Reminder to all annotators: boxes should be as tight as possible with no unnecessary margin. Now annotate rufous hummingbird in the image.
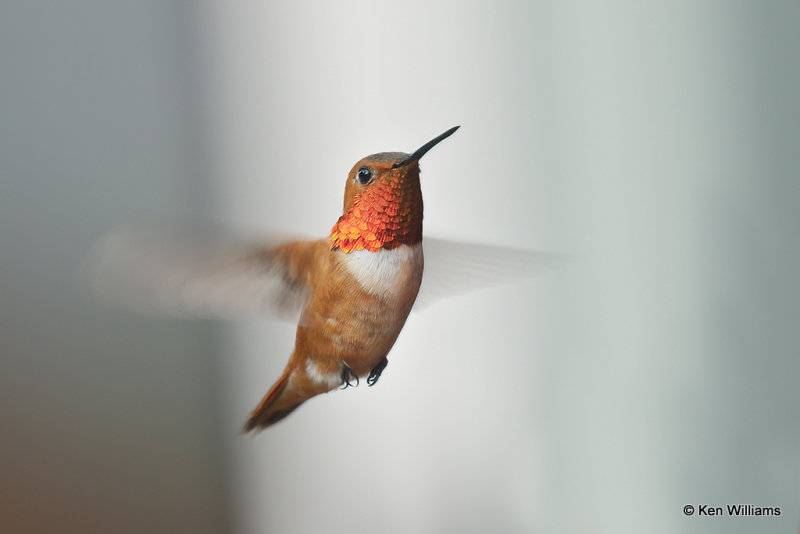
[242,126,457,430]
[89,126,556,432]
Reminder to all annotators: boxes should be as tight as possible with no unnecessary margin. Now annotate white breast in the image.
[341,243,423,299]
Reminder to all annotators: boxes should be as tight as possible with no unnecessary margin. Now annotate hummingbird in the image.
[240,126,457,430]
[88,126,557,432]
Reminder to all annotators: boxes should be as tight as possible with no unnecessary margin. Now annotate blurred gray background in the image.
[1,1,798,533]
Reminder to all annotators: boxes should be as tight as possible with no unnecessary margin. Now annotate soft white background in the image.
[197,4,551,532]
[196,2,800,533]
[2,2,798,533]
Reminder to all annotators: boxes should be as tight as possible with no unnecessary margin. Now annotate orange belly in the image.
[295,244,423,377]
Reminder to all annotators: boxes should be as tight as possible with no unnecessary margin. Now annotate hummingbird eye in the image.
[356,166,373,185]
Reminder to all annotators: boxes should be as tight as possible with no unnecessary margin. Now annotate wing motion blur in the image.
[415,237,564,310]
[85,225,563,320]
[85,225,317,321]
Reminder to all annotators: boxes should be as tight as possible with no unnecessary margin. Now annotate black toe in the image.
[367,358,388,387]
[340,361,359,389]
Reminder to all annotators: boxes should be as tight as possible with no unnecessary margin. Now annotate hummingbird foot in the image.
[340,361,359,389]
[366,358,388,387]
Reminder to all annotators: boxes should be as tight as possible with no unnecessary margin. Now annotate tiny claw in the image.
[367,358,388,387]
[340,361,359,389]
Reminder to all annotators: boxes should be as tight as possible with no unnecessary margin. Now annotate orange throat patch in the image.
[329,182,422,253]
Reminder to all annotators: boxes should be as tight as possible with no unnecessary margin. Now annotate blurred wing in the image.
[415,237,565,310]
[85,225,323,321]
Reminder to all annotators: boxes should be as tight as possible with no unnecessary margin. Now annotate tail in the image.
[243,368,307,432]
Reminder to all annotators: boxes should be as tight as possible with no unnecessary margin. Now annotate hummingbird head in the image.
[330,126,459,253]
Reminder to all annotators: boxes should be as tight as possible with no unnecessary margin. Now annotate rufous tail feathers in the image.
[244,358,338,432]
[243,368,306,432]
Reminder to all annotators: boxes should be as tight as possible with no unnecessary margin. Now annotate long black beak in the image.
[393,126,460,168]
